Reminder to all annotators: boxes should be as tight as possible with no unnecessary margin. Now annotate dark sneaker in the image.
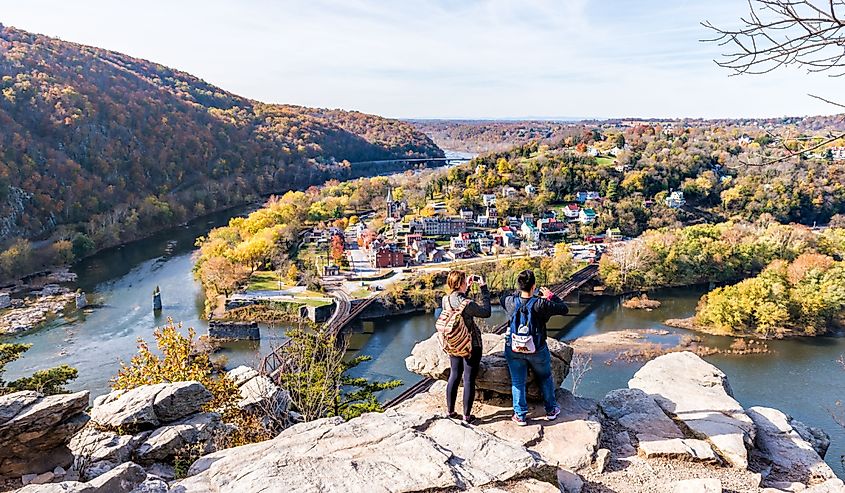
[511,414,527,426]
[462,414,477,425]
[446,411,459,419]
[545,406,561,421]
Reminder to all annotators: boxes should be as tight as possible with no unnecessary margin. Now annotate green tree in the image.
[71,233,96,258]
[1,343,77,395]
[277,328,401,421]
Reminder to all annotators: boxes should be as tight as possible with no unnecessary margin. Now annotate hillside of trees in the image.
[0,24,442,280]
[412,115,845,155]
[411,120,583,154]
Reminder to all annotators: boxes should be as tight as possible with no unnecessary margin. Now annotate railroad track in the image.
[260,290,380,378]
[383,264,599,409]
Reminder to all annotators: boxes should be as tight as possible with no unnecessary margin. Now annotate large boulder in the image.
[628,351,755,469]
[747,406,836,486]
[90,381,211,430]
[152,381,212,422]
[226,365,291,431]
[90,384,170,429]
[172,409,554,492]
[68,427,145,479]
[599,388,718,463]
[0,390,89,477]
[405,333,573,400]
[134,412,221,463]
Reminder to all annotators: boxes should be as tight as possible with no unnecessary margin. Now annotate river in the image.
[3,191,844,477]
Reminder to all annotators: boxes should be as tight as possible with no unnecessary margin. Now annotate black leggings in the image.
[446,345,483,416]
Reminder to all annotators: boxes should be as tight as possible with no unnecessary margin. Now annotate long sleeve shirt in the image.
[500,291,569,348]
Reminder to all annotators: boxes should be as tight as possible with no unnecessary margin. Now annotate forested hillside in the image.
[0,24,441,278]
[411,120,581,153]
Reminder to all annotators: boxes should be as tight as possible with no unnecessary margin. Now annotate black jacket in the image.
[443,286,491,349]
[500,291,569,348]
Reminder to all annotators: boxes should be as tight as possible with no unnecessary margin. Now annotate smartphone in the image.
[471,275,481,283]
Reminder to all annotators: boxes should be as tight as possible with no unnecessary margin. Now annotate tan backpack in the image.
[435,298,472,357]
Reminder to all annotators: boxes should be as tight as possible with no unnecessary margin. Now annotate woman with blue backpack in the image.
[500,269,569,426]
[436,270,491,423]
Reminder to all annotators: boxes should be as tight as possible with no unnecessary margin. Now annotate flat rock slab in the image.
[406,333,573,400]
[748,406,836,486]
[174,409,550,492]
[599,388,718,463]
[397,381,601,472]
[628,351,754,468]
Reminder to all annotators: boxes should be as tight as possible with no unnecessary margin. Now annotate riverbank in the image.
[665,316,845,340]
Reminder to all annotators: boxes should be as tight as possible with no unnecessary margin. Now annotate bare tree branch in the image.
[703,0,845,75]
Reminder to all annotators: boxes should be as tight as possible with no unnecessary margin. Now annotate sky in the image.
[2,0,843,119]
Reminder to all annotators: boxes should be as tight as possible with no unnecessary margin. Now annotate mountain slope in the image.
[0,24,442,254]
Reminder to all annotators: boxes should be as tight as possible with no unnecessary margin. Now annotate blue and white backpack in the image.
[509,297,539,354]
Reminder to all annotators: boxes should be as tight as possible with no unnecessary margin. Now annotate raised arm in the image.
[464,285,491,319]
[537,287,569,318]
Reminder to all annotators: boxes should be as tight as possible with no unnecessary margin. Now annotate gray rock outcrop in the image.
[17,462,149,493]
[747,406,836,486]
[90,382,211,430]
[628,351,755,469]
[0,390,89,477]
[395,381,602,473]
[405,333,573,400]
[172,409,554,492]
[70,381,220,481]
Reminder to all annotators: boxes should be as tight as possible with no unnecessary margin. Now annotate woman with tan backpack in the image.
[436,270,491,423]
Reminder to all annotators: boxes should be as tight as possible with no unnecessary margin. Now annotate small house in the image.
[563,204,580,220]
[520,220,539,243]
[606,228,623,241]
[579,208,597,224]
[665,190,686,209]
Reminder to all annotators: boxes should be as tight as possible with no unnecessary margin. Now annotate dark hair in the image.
[517,270,535,292]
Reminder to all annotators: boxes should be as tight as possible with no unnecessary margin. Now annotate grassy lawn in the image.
[596,156,616,166]
[247,271,288,291]
[349,287,371,299]
[299,298,333,308]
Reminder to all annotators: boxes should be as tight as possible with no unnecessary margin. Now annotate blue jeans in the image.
[504,342,557,419]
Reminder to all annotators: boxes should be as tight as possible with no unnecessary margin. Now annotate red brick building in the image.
[372,246,407,268]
